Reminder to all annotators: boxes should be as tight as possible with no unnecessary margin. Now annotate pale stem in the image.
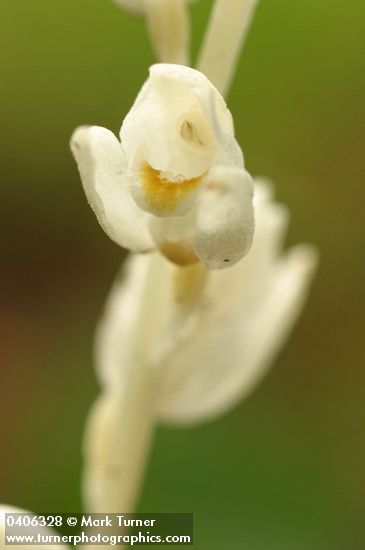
[197,0,259,96]
[145,0,190,65]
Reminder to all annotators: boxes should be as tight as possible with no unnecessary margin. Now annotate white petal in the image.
[70,125,153,251]
[0,505,68,550]
[95,252,174,387]
[194,165,255,269]
[149,208,199,266]
[157,244,318,425]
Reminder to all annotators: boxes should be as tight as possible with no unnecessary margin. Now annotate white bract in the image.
[0,505,68,550]
[71,64,255,270]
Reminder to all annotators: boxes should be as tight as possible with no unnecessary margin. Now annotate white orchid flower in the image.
[71,64,255,270]
[82,179,317,512]
[0,506,68,550]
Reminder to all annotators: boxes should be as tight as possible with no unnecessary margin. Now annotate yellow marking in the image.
[139,162,204,216]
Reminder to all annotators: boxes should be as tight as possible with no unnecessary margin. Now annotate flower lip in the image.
[137,162,206,217]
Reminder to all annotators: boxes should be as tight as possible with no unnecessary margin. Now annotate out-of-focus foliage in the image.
[0,1,364,548]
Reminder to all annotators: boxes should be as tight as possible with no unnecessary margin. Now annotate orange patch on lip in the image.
[139,162,204,216]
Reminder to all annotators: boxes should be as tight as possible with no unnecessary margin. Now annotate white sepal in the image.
[70,126,153,252]
[93,180,318,427]
[157,243,318,425]
[83,253,175,513]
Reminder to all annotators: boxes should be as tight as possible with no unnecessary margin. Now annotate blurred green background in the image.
[1,0,364,548]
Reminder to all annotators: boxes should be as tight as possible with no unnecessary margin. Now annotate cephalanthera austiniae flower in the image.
[71,64,254,270]
[112,1,196,65]
[0,506,68,550]
[82,181,317,511]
